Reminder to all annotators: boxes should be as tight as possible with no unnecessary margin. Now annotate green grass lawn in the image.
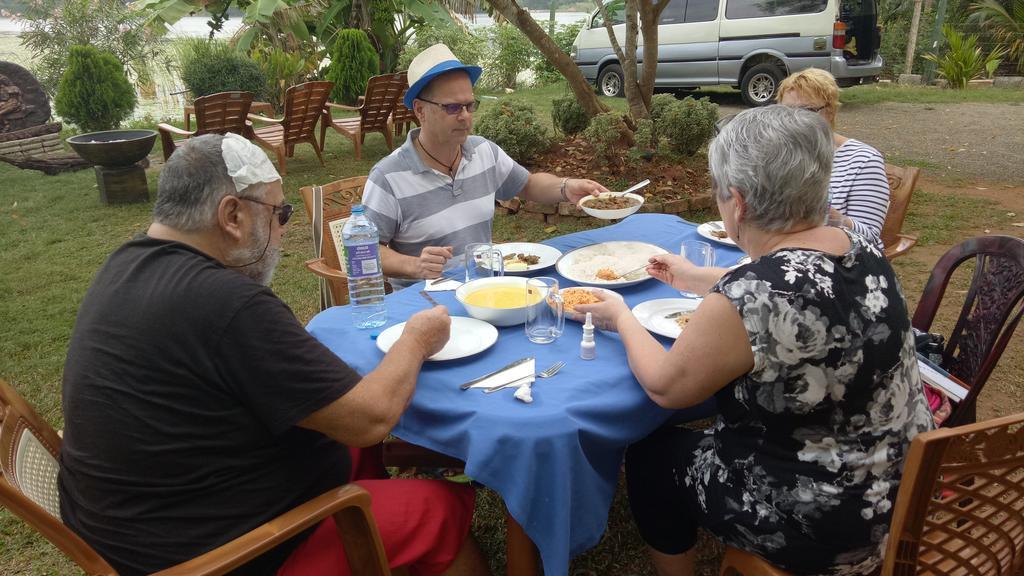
[0,82,1010,575]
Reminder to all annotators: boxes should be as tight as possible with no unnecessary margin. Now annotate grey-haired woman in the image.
[575,105,933,575]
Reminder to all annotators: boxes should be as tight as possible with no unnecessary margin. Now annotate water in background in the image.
[0,12,588,122]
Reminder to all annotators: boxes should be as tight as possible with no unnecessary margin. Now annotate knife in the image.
[459,357,533,390]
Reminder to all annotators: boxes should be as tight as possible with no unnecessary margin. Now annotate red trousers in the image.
[276,445,474,576]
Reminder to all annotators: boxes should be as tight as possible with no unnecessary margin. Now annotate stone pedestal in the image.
[96,164,149,204]
[898,74,923,85]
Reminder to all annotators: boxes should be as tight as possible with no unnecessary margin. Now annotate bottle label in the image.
[344,243,380,278]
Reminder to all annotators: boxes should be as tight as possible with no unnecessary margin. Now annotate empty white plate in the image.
[376,316,498,361]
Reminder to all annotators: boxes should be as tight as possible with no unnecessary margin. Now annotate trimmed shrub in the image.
[551,94,589,135]
[662,97,718,156]
[54,45,137,132]
[325,29,380,104]
[175,39,268,101]
[633,118,656,153]
[583,111,626,166]
[649,93,678,127]
[474,100,550,163]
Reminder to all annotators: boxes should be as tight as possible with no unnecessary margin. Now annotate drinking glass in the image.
[680,240,714,298]
[464,242,504,283]
[525,277,564,344]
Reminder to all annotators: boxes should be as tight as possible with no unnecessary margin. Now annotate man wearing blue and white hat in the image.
[362,43,608,287]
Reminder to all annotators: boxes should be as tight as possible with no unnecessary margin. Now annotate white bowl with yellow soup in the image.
[455,276,544,327]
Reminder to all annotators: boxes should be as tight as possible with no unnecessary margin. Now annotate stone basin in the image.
[66,130,158,167]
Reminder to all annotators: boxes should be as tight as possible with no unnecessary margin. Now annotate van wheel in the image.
[740,63,783,107]
[598,64,625,98]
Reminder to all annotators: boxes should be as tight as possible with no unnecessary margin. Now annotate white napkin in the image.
[424,277,463,292]
[467,358,535,389]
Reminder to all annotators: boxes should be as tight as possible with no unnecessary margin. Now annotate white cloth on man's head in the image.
[221,133,281,192]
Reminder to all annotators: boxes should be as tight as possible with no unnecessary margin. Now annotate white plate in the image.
[578,192,645,220]
[560,286,624,316]
[375,316,498,361]
[697,221,737,246]
[632,298,701,339]
[492,242,562,275]
[556,241,669,288]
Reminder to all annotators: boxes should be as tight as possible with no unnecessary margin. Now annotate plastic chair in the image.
[157,91,255,161]
[719,412,1024,576]
[0,378,391,576]
[882,411,1024,575]
[390,72,420,138]
[912,235,1024,427]
[881,164,921,260]
[249,81,333,176]
[320,73,405,160]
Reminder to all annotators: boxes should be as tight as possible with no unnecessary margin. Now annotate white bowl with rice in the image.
[555,241,669,288]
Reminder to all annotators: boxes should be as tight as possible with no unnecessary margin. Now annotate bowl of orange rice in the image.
[560,286,624,318]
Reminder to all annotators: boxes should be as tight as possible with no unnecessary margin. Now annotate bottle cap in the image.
[584,312,594,331]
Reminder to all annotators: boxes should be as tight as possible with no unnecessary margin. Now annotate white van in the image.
[571,0,882,106]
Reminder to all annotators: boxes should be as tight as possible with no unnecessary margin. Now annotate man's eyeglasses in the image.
[795,104,827,113]
[418,97,480,115]
[239,197,294,226]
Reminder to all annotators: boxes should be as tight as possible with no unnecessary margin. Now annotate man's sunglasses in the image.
[239,197,294,226]
[418,97,480,115]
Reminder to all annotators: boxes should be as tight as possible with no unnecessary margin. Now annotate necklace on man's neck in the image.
[417,138,460,179]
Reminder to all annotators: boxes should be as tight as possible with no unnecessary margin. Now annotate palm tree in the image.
[970,0,1024,72]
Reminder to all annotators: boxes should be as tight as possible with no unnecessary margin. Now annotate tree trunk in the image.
[904,0,924,74]
[486,0,610,118]
[549,0,557,35]
[595,0,669,119]
[637,0,669,112]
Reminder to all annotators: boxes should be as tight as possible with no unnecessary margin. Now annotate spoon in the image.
[613,179,651,197]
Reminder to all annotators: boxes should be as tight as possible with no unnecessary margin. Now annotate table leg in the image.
[505,507,540,576]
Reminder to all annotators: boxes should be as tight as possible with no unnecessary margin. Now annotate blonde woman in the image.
[778,68,890,247]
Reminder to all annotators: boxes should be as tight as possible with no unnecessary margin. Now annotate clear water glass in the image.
[464,242,504,283]
[680,240,714,298]
[525,277,564,344]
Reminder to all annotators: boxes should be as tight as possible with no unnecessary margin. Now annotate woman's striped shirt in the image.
[830,139,889,247]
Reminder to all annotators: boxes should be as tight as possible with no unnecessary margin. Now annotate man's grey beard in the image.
[227,220,281,286]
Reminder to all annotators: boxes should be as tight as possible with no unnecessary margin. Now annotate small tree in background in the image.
[54,45,137,132]
[173,39,269,102]
[325,29,379,104]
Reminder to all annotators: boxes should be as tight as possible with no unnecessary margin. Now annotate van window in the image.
[685,0,720,22]
[725,0,827,19]
[592,0,626,27]
[660,0,686,24]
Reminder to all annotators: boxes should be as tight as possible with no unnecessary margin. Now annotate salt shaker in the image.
[580,312,596,360]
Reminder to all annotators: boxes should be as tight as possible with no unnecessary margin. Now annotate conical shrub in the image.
[54,45,137,132]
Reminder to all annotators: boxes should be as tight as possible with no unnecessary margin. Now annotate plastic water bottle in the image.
[342,205,387,328]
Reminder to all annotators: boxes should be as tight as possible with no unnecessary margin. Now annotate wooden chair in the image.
[391,72,420,138]
[320,73,405,160]
[881,164,921,260]
[249,81,333,176]
[157,91,255,161]
[912,235,1024,427]
[0,378,392,576]
[719,412,1024,576]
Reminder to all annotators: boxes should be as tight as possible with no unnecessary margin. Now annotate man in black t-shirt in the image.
[59,134,489,575]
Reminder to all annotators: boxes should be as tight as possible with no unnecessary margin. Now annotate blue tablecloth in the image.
[307,213,744,575]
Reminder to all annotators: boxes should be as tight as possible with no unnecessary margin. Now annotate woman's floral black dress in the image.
[693,231,934,574]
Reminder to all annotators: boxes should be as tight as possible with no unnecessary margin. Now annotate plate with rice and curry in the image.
[560,286,624,319]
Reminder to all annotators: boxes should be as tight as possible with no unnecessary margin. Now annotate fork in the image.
[418,290,440,307]
[484,361,566,393]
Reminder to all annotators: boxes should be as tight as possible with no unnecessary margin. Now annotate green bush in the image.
[54,45,137,132]
[583,111,625,166]
[923,24,1006,88]
[251,44,320,112]
[479,23,535,90]
[662,97,718,156]
[17,0,164,95]
[474,100,550,163]
[325,29,380,104]
[648,93,678,141]
[532,22,585,86]
[551,94,589,135]
[174,39,269,101]
[633,117,656,153]
[398,27,486,71]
